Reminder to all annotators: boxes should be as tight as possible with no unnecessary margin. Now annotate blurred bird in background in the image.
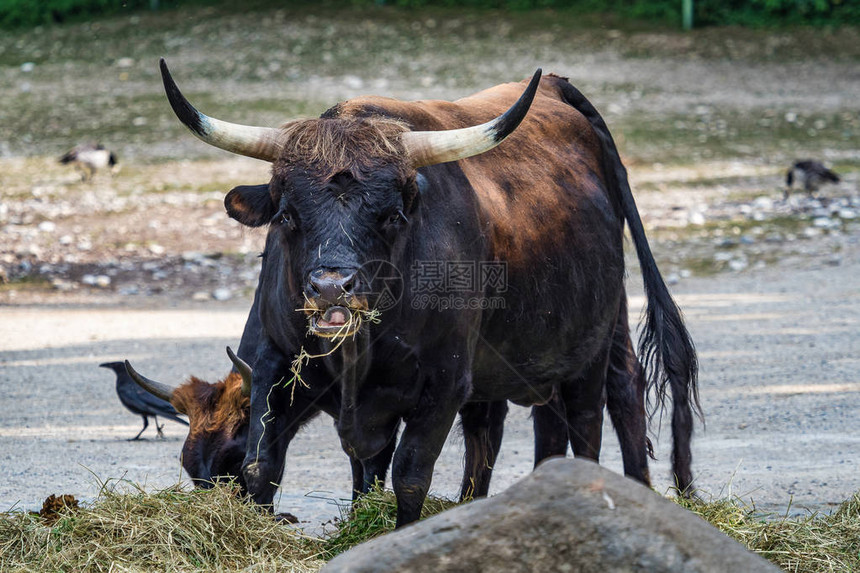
[58,142,118,181]
[99,362,188,440]
[785,159,840,199]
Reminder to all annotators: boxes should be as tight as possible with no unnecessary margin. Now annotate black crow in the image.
[99,362,188,440]
[785,159,840,198]
[59,142,118,181]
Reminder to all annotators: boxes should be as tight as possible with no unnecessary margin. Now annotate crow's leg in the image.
[130,416,148,440]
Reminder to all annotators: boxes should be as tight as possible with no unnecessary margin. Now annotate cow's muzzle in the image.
[303,269,369,338]
[307,268,359,303]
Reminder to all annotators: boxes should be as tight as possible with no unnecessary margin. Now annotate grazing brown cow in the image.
[126,346,397,499]
[123,354,251,491]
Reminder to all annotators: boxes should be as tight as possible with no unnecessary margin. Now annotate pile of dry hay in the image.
[1,481,858,572]
[0,480,323,572]
[679,493,860,572]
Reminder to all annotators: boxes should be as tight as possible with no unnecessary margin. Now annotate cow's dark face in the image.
[171,373,250,492]
[225,119,417,337]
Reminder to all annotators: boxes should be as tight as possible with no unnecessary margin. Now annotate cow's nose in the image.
[307,269,358,304]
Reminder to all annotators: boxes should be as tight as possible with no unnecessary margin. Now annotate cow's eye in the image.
[272,208,296,231]
[385,210,408,226]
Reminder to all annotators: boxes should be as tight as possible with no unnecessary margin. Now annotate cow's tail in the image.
[558,78,701,494]
[620,171,701,495]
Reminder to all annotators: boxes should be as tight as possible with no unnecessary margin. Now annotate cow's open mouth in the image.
[309,306,360,338]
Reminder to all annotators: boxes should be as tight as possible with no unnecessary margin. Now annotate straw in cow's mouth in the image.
[299,305,381,340]
[314,306,351,331]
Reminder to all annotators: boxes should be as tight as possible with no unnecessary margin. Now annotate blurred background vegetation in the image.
[1,0,859,29]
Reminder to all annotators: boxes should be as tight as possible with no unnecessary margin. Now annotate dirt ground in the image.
[2,248,859,528]
[1,5,859,529]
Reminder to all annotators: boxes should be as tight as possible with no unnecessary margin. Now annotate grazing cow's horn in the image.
[402,69,542,168]
[160,58,283,162]
[124,360,176,402]
[226,346,252,397]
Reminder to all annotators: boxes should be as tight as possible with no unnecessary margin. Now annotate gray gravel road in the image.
[2,245,858,529]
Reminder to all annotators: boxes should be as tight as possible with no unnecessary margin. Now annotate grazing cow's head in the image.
[160,59,540,337]
[124,349,251,491]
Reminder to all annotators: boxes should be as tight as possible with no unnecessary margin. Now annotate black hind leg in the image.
[532,391,568,466]
[560,357,608,462]
[459,400,508,501]
[605,300,651,486]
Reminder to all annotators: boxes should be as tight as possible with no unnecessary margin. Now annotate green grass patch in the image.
[647,213,815,246]
[321,486,459,559]
[0,275,53,291]
[4,0,860,31]
[705,214,812,236]
[0,86,328,160]
[1,3,859,164]
[617,109,860,165]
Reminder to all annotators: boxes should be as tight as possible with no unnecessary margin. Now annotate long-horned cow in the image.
[159,59,699,526]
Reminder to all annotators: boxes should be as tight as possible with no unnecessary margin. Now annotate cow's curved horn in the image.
[226,346,252,397]
[124,360,176,402]
[402,69,542,168]
[160,58,283,162]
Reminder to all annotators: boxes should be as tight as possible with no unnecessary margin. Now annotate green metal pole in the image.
[682,0,693,30]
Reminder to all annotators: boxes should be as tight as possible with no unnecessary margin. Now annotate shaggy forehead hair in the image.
[273,117,411,181]
[172,373,250,436]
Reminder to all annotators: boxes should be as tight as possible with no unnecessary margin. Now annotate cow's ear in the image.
[225,184,275,227]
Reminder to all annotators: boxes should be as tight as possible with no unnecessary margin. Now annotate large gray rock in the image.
[324,458,779,572]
